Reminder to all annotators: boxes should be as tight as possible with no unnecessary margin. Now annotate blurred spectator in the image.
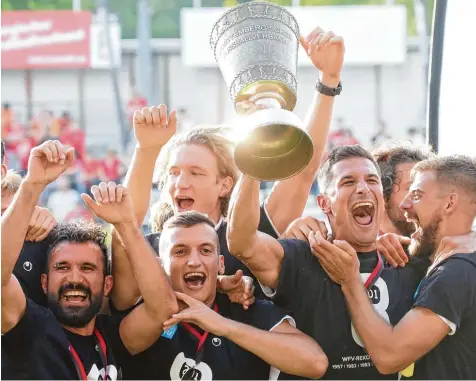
[80,152,101,193]
[371,120,392,146]
[59,113,85,160]
[46,176,80,222]
[30,110,59,143]
[99,149,124,183]
[64,200,94,221]
[127,88,147,126]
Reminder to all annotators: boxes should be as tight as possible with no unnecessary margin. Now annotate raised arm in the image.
[110,105,176,310]
[227,175,284,289]
[164,292,328,379]
[82,183,179,355]
[265,27,344,234]
[2,141,74,334]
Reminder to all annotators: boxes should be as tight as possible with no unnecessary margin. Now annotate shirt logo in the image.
[23,261,33,272]
[161,324,178,339]
[212,337,221,347]
[170,352,213,381]
[87,364,118,380]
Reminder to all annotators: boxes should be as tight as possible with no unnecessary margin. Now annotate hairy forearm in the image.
[1,181,43,286]
[342,278,400,373]
[227,175,261,257]
[115,222,178,319]
[110,230,141,310]
[123,146,161,225]
[224,320,328,379]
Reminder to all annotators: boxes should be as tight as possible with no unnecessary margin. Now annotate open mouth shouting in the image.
[405,213,422,240]
[175,196,195,211]
[183,272,207,290]
[61,289,89,306]
[351,201,376,227]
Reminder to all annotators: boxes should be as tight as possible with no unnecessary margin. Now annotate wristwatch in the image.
[316,80,342,96]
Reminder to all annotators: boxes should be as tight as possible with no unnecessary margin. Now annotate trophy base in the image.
[234,108,314,181]
[235,80,297,111]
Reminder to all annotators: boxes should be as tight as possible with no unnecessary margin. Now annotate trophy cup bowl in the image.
[210,1,313,181]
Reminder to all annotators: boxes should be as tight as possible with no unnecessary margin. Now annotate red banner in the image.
[1,11,92,69]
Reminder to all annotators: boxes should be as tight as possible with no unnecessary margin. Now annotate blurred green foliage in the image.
[2,0,434,38]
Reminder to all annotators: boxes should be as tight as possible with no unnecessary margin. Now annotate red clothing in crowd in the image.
[61,128,85,159]
[100,157,122,181]
[127,95,147,124]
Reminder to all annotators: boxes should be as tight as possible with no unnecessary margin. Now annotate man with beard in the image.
[227,145,429,379]
[1,141,180,379]
[110,25,344,310]
[1,139,57,306]
[283,142,432,268]
[311,155,476,379]
[123,211,328,380]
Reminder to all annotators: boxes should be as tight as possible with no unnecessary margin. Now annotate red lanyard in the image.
[364,252,384,290]
[69,328,108,380]
[181,304,218,365]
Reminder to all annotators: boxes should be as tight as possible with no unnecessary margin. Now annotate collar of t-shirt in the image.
[357,250,378,273]
[215,216,225,231]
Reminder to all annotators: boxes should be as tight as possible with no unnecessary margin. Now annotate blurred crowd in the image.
[1,103,126,224]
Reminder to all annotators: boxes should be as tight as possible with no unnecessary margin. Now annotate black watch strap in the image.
[316,80,342,96]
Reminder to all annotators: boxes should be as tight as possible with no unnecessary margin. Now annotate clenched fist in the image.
[133,105,177,151]
[25,140,74,186]
[25,206,56,242]
[299,26,345,83]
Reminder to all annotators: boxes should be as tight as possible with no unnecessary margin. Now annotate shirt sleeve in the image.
[258,203,280,239]
[145,232,161,255]
[2,298,50,358]
[413,256,475,334]
[262,239,325,311]
[235,299,295,332]
[100,312,131,365]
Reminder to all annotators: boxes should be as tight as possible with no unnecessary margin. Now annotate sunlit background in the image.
[1,0,435,230]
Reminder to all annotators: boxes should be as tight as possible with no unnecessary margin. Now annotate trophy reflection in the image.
[210,1,313,181]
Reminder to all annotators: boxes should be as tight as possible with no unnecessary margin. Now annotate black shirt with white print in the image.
[1,298,127,380]
[146,204,279,300]
[411,252,476,380]
[264,239,429,380]
[13,240,50,307]
[121,293,292,380]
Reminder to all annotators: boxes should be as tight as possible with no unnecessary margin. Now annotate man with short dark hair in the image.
[313,154,476,379]
[1,141,180,380]
[121,210,329,380]
[227,145,429,379]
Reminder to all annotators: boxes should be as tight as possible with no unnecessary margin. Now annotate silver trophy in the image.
[210,1,313,181]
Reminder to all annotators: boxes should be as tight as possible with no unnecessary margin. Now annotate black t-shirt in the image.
[1,298,126,380]
[121,293,290,380]
[268,239,429,380]
[411,253,476,380]
[146,204,279,299]
[13,240,50,306]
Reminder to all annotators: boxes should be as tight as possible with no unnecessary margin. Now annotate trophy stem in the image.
[249,92,285,109]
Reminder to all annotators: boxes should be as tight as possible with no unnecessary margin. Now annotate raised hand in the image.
[308,230,359,285]
[283,216,329,242]
[299,26,345,81]
[217,269,255,310]
[162,292,230,337]
[377,233,410,268]
[25,206,56,242]
[133,105,177,151]
[25,140,74,186]
[81,182,135,226]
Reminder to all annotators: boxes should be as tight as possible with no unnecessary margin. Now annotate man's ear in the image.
[103,275,113,297]
[1,164,7,178]
[218,255,225,275]
[317,194,332,214]
[219,176,234,199]
[41,274,48,295]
